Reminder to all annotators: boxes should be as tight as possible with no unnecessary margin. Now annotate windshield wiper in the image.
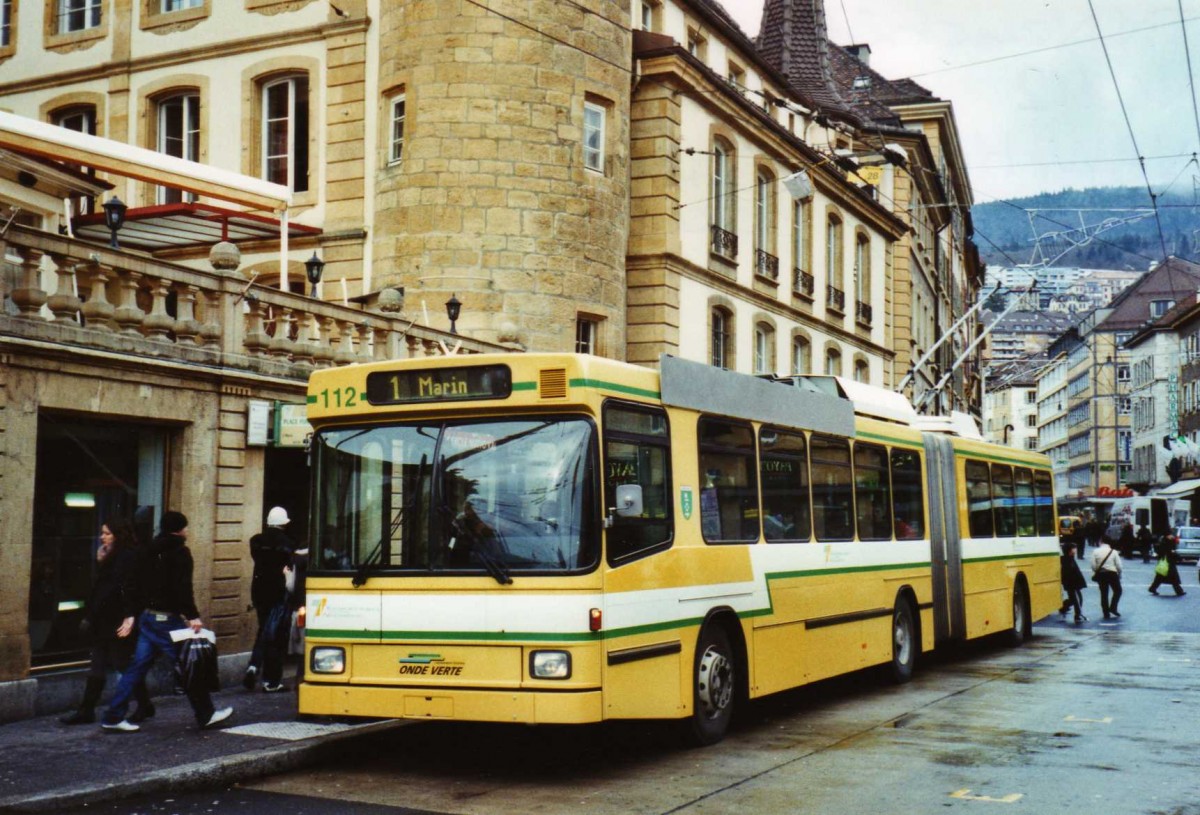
[474,544,513,585]
[353,453,427,587]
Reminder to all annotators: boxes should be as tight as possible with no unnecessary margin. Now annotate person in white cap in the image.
[244,506,295,692]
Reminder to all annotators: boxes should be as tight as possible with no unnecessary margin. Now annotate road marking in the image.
[1157,657,1192,663]
[950,789,1024,804]
[1064,715,1112,724]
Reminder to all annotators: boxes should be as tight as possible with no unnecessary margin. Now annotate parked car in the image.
[1175,526,1200,563]
[1058,515,1083,547]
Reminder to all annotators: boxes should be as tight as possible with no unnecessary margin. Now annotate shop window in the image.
[30,416,167,668]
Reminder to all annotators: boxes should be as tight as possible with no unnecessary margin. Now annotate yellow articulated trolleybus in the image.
[299,353,1059,744]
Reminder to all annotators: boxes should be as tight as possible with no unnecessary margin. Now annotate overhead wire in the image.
[1180,0,1200,154]
[1085,0,1171,262]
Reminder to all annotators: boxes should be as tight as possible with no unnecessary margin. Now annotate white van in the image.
[1105,496,1171,555]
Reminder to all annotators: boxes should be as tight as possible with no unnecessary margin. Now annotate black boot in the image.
[60,677,104,725]
[128,681,155,723]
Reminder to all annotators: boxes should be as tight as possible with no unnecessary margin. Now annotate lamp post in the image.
[445,293,461,335]
[304,251,325,298]
[102,195,127,249]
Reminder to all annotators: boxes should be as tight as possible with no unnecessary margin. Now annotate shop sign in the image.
[274,402,313,448]
[247,400,271,447]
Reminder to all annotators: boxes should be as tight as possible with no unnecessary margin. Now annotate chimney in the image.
[845,43,871,65]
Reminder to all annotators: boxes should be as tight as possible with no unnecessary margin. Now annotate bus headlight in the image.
[311,647,345,674]
[530,650,571,679]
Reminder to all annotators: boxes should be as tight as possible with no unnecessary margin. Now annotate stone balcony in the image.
[0,225,508,380]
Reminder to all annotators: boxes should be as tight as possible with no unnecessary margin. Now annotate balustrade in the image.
[826,285,845,312]
[0,225,506,381]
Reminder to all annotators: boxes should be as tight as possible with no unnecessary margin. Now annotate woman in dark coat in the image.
[1059,542,1088,622]
[1149,534,1186,596]
[60,518,154,724]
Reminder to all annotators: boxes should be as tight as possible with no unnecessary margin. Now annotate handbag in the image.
[1155,557,1170,577]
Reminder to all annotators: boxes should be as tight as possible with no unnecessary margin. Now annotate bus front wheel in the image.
[684,625,735,746]
[889,599,917,684]
[1006,581,1030,647]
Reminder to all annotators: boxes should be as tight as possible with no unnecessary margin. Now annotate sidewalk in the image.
[0,679,403,814]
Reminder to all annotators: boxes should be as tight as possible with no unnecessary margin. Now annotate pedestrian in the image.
[244,506,296,693]
[1091,534,1124,620]
[1118,522,1135,559]
[99,511,232,732]
[1059,542,1088,622]
[1084,516,1101,556]
[1149,533,1186,596]
[1137,524,1154,563]
[60,518,154,725]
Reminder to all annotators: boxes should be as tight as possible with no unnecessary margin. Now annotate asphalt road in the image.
[60,558,1200,815]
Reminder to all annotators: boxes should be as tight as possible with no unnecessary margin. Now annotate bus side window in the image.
[760,427,811,542]
[1034,470,1055,535]
[891,449,924,540]
[991,464,1016,537]
[1014,468,1036,537]
[811,435,854,542]
[603,404,673,564]
[965,460,994,538]
[854,442,892,541]
[698,418,759,543]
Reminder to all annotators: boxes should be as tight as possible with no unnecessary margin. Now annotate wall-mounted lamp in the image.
[445,293,462,335]
[304,251,325,297]
[102,195,127,249]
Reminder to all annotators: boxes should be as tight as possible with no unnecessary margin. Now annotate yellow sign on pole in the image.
[856,165,883,186]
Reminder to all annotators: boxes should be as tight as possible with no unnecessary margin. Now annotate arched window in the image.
[826,212,844,310]
[52,105,97,215]
[854,232,870,304]
[711,138,737,259]
[754,322,775,374]
[825,347,842,376]
[854,359,869,383]
[792,335,811,375]
[711,307,733,369]
[157,91,200,204]
[261,74,310,192]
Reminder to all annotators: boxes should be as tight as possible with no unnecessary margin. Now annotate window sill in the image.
[141,2,211,32]
[45,26,106,53]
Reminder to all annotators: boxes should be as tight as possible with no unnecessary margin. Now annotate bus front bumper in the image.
[299,682,603,725]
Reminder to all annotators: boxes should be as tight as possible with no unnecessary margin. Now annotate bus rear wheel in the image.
[684,625,735,746]
[1006,581,1030,646]
[889,599,917,684]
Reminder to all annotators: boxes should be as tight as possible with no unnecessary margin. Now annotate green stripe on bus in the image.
[306,395,318,404]
[569,378,661,399]
[954,448,1048,468]
[512,381,537,391]
[854,430,923,449]
[962,551,1059,564]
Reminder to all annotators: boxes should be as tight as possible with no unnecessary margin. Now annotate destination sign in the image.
[365,365,512,405]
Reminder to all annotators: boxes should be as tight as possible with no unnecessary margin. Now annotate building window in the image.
[640,1,656,31]
[58,0,101,33]
[711,138,736,258]
[1,0,12,47]
[389,94,405,165]
[727,61,744,90]
[575,316,598,355]
[157,92,200,204]
[792,336,811,375]
[854,233,869,304]
[53,106,97,215]
[262,75,309,193]
[583,100,605,174]
[853,359,868,383]
[825,347,842,376]
[687,27,706,59]
[1150,300,1175,319]
[711,308,732,369]
[1116,363,1130,382]
[826,213,843,289]
[162,0,201,9]
[754,323,774,375]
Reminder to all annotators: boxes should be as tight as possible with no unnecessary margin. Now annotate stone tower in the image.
[374,0,632,354]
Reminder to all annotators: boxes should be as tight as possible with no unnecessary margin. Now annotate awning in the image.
[1156,478,1200,497]
[71,203,321,252]
[0,110,290,211]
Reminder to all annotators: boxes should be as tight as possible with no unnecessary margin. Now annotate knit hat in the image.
[161,511,188,534]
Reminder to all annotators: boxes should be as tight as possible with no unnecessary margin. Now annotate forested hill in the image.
[971,186,1199,270]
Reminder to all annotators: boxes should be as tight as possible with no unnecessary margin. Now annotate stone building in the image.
[982,357,1041,452]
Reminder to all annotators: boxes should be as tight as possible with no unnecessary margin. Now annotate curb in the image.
[0,718,407,814]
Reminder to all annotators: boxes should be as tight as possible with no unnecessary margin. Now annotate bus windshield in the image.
[311,418,598,576]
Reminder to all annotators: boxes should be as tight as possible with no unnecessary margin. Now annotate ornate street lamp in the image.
[102,196,127,249]
[445,293,462,335]
[304,251,325,297]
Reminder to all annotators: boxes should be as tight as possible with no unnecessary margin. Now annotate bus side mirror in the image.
[613,484,643,518]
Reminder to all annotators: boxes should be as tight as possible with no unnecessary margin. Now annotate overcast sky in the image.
[721,0,1200,205]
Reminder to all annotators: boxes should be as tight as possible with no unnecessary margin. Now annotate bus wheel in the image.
[889,599,917,684]
[1006,581,1030,647]
[685,625,735,746]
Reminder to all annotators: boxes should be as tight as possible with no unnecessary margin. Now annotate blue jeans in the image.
[102,611,215,726]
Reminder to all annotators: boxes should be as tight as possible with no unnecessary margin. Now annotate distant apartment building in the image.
[1049,269,1142,316]
[1036,355,1070,497]
[983,358,1040,452]
[981,310,1075,369]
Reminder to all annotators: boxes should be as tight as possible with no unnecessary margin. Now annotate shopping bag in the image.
[176,633,220,694]
[1155,558,1170,577]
